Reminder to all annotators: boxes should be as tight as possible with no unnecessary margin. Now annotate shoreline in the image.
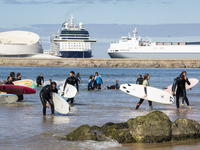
[1,57,200,68]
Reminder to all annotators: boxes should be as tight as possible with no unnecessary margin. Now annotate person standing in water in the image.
[76,73,81,85]
[88,75,94,90]
[63,71,79,104]
[5,76,14,85]
[16,73,23,101]
[95,72,103,90]
[136,75,143,85]
[135,74,153,110]
[40,81,58,115]
[172,74,191,109]
[36,73,44,87]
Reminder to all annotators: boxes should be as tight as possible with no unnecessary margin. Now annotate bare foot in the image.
[188,106,192,109]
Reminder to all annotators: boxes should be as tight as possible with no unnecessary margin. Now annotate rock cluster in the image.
[66,111,200,143]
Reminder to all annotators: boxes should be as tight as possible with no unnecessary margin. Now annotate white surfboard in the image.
[59,84,77,98]
[164,78,199,94]
[120,84,174,104]
[52,92,70,114]
[0,94,18,104]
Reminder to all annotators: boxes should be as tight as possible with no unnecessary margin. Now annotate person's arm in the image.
[143,80,148,97]
[63,78,68,92]
[136,78,139,84]
[185,77,190,85]
[76,79,79,94]
[172,78,178,95]
[100,76,103,85]
[42,77,44,85]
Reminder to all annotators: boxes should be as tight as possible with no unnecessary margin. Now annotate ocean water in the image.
[0,66,200,150]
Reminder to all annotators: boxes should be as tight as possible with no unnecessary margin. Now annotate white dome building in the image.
[0,31,43,57]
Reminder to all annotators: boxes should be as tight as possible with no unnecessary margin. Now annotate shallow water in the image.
[0,66,200,149]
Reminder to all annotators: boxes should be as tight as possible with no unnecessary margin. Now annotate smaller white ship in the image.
[108,28,200,59]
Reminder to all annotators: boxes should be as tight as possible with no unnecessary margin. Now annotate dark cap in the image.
[70,71,75,74]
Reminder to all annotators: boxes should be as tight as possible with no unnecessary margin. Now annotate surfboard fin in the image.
[126,90,130,93]
[123,86,126,89]
[128,84,131,86]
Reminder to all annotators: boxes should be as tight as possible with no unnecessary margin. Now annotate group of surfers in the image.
[135,71,192,110]
[2,70,192,116]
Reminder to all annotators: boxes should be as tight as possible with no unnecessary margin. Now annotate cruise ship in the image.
[108,28,200,59]
[0,31,43,57]
[50,15,96,58]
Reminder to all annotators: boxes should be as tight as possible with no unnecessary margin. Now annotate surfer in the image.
[16,73,22,80]
[63,71,79,104]
[136,75,143,85]
[92,75,97,89]
[115,80,119,90]
[10,72,16,81]
[76,73,81,84]
[16,73,24,101]
[172,74,191,109]
[49,79,52,84]
[95,72,103,90]
[135,74,153,110]
[36,73,44,87]
[40,81,58,115]
[5,76,14,85]
[88,75,94,90]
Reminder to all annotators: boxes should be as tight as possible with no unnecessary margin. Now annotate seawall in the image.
[0,58,200,68]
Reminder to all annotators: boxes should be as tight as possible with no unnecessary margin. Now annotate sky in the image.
[0,0,200,58]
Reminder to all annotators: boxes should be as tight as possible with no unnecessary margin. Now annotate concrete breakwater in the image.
[1,57,200,68]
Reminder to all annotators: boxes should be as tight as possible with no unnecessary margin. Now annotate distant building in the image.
[0,31,43,57]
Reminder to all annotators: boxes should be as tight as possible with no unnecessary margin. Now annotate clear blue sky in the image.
[0,0,200,27]
[0,0,200,58]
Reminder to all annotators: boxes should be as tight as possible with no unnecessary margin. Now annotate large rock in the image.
[66,125,97,141]
[172,118,200,140]
[128,111,172,143]
[101,122,134,143]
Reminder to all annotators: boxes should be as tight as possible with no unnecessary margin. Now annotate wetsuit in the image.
[88,79,94,90]
[4,81,14,85]
[40,85,58,115]
[36,76,44,86]
[12,77,16,82]
[95,75,103,89]
[173,77,190,108]
[136,80,152,109]
[16,78,24,101]
[76,75,81,84]
[136,77,143,85]
[63,76,79,103]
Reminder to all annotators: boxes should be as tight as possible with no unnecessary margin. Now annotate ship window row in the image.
[61,35,89,37]
[61,31,89,34]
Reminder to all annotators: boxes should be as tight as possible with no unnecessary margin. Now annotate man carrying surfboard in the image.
[40,82,58,115]
[172,74,191,109]
[135,74,153,110]
[63,71,79,104]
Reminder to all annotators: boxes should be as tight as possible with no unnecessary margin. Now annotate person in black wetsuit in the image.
[76,73,81,85]
[63,71,79,104]
[10,72,16,82]
[16,73,24,101]
[36,73,44,87]
[5,76,14,85]
[136,75,143,85]
[40,81,58,115]
[172,74,191,109]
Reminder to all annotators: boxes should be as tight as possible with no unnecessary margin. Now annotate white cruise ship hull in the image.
[108,45,200,59]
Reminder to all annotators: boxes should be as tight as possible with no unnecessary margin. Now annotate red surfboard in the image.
[0,84,36,94]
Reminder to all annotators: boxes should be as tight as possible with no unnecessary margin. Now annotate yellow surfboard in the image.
[13,80,35,89]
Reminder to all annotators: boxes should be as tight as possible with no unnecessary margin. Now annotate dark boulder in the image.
[66,125,97,141]
[128,111,172,143]
[172,118,200,140]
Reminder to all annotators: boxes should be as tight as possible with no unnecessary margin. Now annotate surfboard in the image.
[164,78,199,94]
[0,84,36,94]
[51,92,70,114]
[13,79,35,89]
[0,94,18,104]
[120,84,174,104]
[59,84,77,98]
